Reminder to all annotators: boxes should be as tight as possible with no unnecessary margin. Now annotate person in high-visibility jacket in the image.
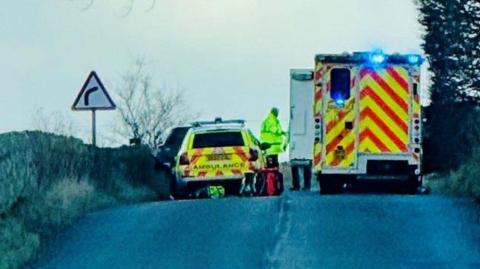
[260,107,288,168]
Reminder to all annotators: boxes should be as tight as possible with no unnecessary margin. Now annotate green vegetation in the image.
[0,131,163,269]
[417,0,480,200]
[425,149,480,202]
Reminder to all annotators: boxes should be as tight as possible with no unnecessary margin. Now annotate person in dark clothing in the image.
[290,163,312,191]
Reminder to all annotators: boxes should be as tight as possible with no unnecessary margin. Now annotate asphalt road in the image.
[35,192,480,269]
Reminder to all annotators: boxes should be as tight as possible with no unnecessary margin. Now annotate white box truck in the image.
[289,69,315,190]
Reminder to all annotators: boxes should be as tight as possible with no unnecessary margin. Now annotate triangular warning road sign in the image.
[72,71,116,111]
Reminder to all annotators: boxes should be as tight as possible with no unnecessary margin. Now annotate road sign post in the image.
[72,71,116,147]
[92,109,96,147]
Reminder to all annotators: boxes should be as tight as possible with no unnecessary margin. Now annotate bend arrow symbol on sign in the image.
[84,86,99,106]
[72,71,116,111]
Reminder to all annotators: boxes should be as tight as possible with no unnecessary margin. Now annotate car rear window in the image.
[192,132,244,148]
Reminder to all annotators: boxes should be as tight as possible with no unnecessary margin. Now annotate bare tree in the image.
[115,58,194,148]
[31,108,77,136]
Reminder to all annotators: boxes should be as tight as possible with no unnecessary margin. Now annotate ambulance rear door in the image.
[322,65,360,172]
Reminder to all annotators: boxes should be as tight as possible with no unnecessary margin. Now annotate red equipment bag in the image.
[257,169,284,196]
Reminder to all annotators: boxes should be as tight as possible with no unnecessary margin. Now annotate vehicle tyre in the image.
[318,174,342,194]
[402,175,420,194]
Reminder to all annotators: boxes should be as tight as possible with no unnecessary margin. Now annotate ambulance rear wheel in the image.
[401,175,421,194]
[318,175,342,194]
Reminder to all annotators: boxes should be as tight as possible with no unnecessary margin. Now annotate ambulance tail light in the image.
[179,152,190,165]
[249,149,259,162]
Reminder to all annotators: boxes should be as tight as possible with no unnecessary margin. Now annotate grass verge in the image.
[425,149,480,202]
[0,131,162,269]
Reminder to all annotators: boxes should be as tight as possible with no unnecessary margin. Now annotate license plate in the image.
[334,149,346,159]
[207,154,232,161]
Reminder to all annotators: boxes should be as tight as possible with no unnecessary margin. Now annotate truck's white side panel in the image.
[289,69,314,164]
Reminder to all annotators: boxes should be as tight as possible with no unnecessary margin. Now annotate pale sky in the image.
[0,0,425,144]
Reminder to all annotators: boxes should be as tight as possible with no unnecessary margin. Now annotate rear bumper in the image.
[178,175,245,182]
[175,176,246,194]
[319,153,421,176]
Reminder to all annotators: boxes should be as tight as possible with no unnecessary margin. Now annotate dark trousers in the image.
[291,164,312,190]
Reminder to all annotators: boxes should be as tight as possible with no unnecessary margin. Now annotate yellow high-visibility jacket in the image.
[260,112,287,155]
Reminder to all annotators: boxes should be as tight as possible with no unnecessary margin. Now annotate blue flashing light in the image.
[370,52,386,64]
[407,54,421,64]
[334,98,345,106]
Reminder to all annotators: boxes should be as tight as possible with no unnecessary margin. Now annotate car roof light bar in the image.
[192,119,246,128]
